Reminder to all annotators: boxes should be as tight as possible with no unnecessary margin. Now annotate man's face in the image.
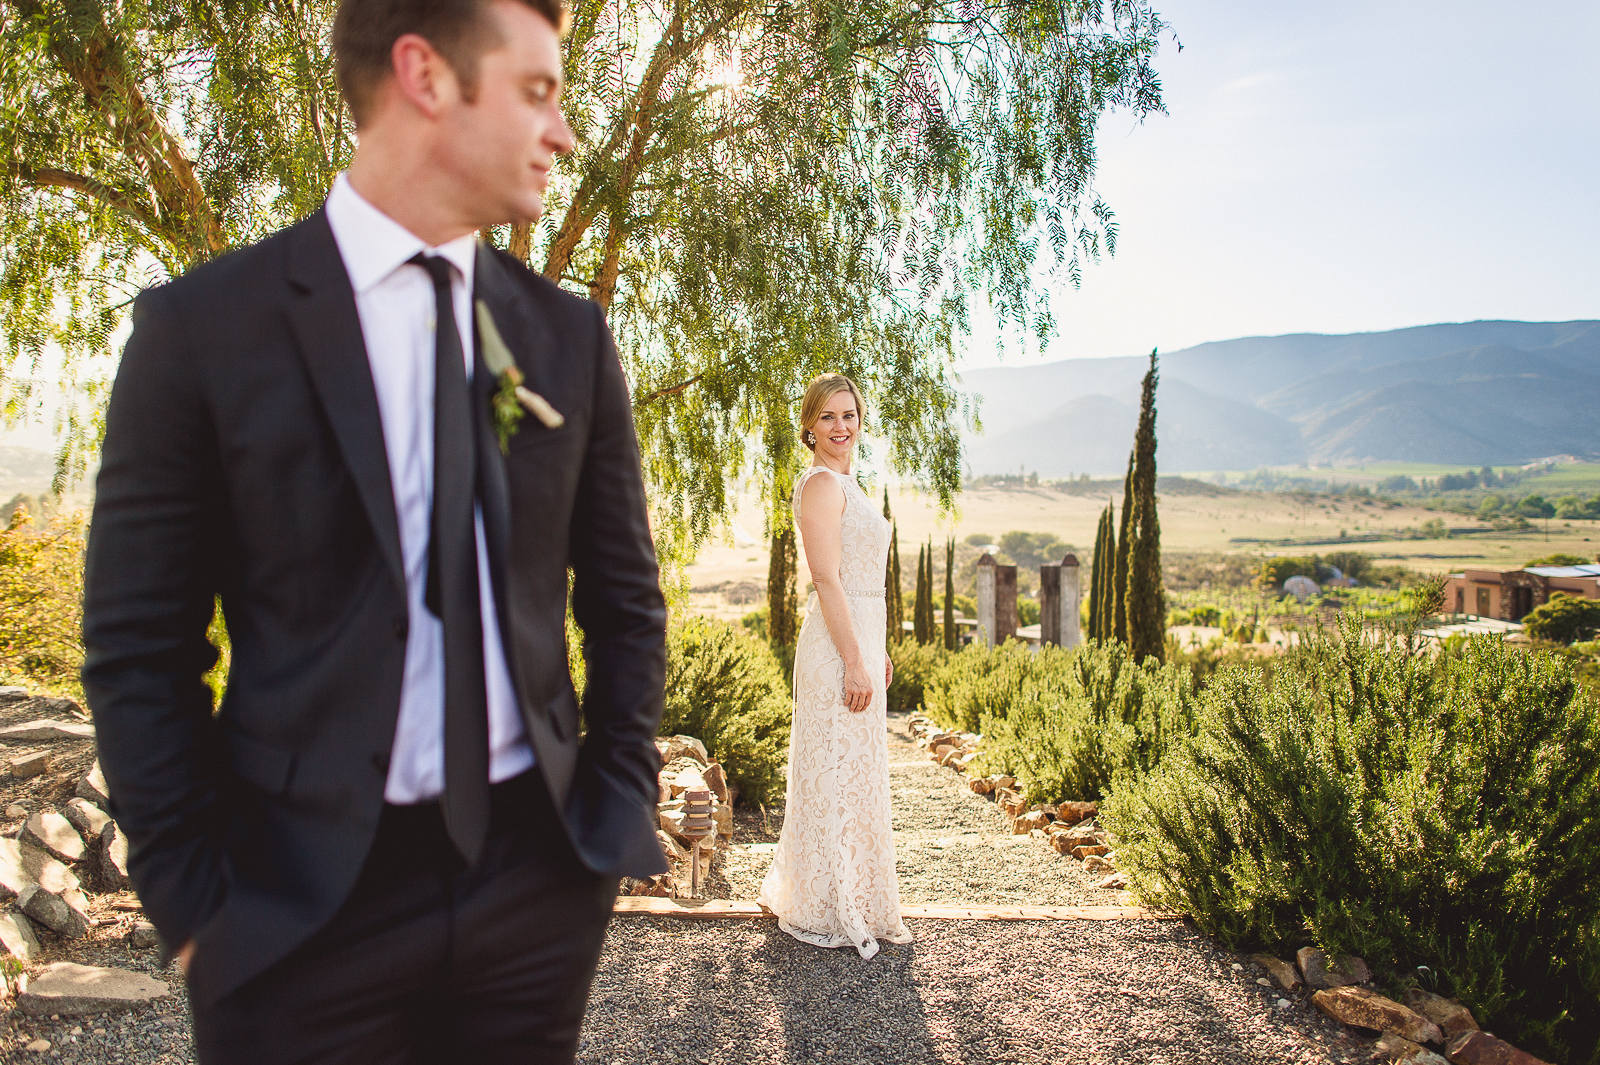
[432,0,575,229]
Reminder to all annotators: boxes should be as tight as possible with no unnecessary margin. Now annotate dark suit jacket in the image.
[81,211,668,1005]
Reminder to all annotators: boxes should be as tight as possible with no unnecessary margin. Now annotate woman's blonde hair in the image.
[798,373,866,451]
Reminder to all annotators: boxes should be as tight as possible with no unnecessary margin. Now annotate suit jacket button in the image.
[392,615,408,639]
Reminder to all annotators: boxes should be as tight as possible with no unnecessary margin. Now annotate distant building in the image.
[1442,562,1600,621]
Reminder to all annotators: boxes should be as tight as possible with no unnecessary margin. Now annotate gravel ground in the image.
[580,918,1368,1065]
[716,713,1112,905]
[4,708,1369,1063]
[0,917,194,1063]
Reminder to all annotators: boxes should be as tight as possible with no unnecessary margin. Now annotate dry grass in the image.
[686,483,1600,617]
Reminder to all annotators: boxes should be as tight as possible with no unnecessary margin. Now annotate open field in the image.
[686,481,1600,618]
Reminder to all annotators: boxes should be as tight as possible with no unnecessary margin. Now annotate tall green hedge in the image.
[1104,617,1600,1064]
[661,617,792,806]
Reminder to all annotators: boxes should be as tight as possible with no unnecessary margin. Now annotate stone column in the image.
[976,553,996,648]
[1040,563,1061,646]
[1059,553,1082,649]
[994,563,1018,644]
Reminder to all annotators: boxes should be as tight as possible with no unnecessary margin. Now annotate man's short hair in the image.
[333,0,567,126]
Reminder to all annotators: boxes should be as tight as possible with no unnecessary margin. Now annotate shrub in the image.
[1017,597,1041,626]
[921,639,1036,734]
[660,618,791,805]
[1257,555,1317,590]
[887,640,950,715]
[1526,553,1591,569]
[1104,617,1600,1064]
[973,640,1197,803]
[0,511,87,695]
[1523,593,1600,645]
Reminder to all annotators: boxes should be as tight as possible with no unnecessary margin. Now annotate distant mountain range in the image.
[959,320,1600,476]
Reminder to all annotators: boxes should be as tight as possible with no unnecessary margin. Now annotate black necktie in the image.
[414,254,490,865]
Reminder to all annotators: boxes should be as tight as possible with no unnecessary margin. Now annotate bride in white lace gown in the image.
[759,373,912,959]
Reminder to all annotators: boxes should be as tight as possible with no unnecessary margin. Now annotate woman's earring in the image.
[806,431,815,444]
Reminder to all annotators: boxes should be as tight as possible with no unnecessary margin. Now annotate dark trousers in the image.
[190,771,617,1065]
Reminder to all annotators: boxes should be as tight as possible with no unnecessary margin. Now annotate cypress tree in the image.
[913,543,932,643]
[883,489,903,644]
[767,526,798,650]
[943,536,957,650]
[1113,454,1134,643]
[921,540,940,639]
[1128,350,1166,662]
[1088,506,1109,641]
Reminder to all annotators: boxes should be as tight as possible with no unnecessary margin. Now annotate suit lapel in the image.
[472,245,554,678]
[284,211,406,594]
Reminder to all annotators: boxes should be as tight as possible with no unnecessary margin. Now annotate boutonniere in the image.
[474,300,565,453]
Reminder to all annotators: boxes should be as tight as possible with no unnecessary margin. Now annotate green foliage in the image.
[1089,505,1115,643]
[1526,553,1591,568]
[943,537,957,651]
[1127,350,1165,662]
[913,541,937,643]
[886,639,952,715]
[997,531,1072,570]
[1322,550,1375,584]
[1257,555,1319,589]
[922,639,1037,734]
[661,617,791,805]
[1517,494,1557,520]
[4,0,1169,542]
[0,511,86,695]
[1104,617,1600,1064]
[1523,593,1600,645]
[1114,458,1134,643]
[926,640,1196,803]
[1017,597,1041,627]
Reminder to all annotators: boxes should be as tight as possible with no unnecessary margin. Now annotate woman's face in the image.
[811,390,859,464]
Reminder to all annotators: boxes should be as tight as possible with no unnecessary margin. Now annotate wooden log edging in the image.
[612,898,1180,921]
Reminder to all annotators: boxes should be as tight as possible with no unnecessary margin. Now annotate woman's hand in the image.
[843,658,873,713]
[884,653,894,690]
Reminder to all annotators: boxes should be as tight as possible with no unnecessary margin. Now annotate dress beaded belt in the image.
[809,585,886,598]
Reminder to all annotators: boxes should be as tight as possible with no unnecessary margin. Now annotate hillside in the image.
[961,320,1600,475]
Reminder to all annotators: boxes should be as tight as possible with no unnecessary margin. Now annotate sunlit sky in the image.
[961,0,1600,369]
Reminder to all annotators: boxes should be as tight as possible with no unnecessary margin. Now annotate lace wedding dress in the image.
[758,466,912,959]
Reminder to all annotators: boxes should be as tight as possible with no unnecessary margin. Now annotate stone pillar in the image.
[1040,563,1061,646]
[994,564,1018,644]
[1040,555,1081,648]
[977,553,1019,647]
[1059,553,1082,649]
[976,554,996,648]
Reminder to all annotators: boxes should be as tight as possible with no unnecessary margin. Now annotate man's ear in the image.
[389,32,457,117]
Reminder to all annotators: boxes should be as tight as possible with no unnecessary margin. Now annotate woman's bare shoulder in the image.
[797,467,846,520]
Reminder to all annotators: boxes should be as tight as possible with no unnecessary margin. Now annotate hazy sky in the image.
[962,0,1600,368]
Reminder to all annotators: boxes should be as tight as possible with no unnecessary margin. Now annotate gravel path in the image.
[580,919,1365,1065]
[716,712,1113,905]
[592,712,1366,1064]
[3,710,1369,1063]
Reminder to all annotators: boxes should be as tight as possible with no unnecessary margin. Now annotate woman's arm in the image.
[798,474,874,713]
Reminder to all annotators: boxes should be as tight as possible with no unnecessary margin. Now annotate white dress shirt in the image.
[324,173,534,803]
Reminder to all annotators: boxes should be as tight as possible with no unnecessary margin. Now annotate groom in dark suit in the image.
[81,0,667,1060]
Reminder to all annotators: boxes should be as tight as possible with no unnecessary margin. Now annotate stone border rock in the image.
[904,712,1126,891]
[619,735,737,899]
